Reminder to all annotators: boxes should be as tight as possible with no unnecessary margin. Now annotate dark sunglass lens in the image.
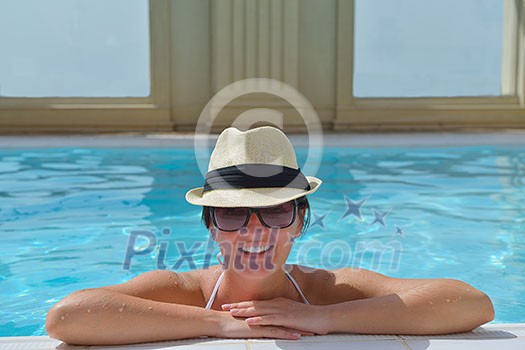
[259,201,295,228]
[213,207,249,231]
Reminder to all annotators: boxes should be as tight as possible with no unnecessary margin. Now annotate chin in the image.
[228,250,285,277]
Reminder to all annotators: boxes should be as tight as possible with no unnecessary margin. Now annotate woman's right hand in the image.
[213,311,313,340]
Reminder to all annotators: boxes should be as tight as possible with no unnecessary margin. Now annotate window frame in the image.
[0,0,171,132]
[335,0,525,130]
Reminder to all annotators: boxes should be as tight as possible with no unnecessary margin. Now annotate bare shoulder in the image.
[99,268,214,307]
[294,265,435,304]
[328,267,486,299]
[291,265,370,304]
[298,265,472,304]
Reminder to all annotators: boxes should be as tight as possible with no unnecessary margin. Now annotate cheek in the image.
[273,219,303,245]
[213,230,235,244]
[286,218,303,238]
[274,228,298,249]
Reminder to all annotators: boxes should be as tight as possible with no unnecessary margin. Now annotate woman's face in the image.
[210,202,304,278]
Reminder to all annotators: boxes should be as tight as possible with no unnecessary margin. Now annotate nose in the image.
[245,211,265,229]
[247,213,263,228]
[241,212,272,244]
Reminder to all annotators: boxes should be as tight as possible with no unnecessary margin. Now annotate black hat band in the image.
[203,164,311,193]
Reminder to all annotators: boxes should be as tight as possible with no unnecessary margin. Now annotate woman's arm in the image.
[326,277,495,335]
[46,270,308,344]
[46,270,217,344]
[223,269,495,335]
[46,288,217,345]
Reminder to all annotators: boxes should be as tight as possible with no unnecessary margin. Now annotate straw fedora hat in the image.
[185,126,322,208]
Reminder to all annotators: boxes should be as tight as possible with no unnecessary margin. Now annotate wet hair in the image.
[201,196,311,237]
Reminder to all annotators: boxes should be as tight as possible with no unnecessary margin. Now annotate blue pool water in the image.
[0,145,524,336]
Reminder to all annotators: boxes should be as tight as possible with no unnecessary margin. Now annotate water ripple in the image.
[0,146,524,335]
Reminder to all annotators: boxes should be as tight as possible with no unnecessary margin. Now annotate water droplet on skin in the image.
[446,299,450,302]
[87,309,91,313]
[428,301,433,305]
[75,303,80,307]
[119,307,124,312]
[61,316,64,320]
[148,306,153,310]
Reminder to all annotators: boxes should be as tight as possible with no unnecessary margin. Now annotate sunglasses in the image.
[210,200,298,232]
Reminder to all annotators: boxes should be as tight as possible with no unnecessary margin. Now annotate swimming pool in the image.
[1,138,524,336]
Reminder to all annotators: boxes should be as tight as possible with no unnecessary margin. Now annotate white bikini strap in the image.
[205,269,309,309]
[285,271,310,305]
[205,270,225,310]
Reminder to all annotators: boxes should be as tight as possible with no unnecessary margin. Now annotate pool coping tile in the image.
[1,132,525,148]
[0,323,524,350]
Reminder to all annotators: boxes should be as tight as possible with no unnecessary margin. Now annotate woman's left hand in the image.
[221,297,331,335]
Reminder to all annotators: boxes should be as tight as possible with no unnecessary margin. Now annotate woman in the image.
[46,126,495,345]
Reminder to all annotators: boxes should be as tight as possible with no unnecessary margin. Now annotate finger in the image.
[229,301,281,316]
[296,331,315,336]
[246,316,264,325]
[254,326,301,340]
[245,314,313,333]
[245,314,284,327]
[260,323,315,337]
[284,328,315,336]
[223,297,292,310]
[221,301,255,310]
[229,306,259,317]
[261,325,314,337]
